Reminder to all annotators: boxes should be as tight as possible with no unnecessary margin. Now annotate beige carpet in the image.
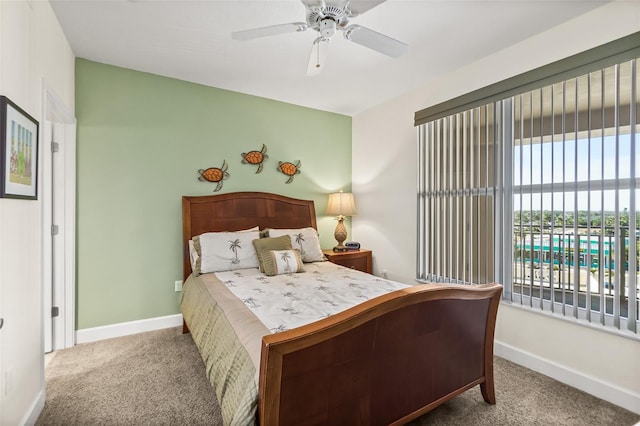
[37,327,639,426]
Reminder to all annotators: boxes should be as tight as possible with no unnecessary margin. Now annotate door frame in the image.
[41,81,76,351]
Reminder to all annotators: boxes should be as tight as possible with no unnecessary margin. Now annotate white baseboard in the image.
[495,340,640,415]
[75,314,183,345]
[21,388,45,426]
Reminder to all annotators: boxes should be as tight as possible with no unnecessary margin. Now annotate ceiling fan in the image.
[231,0,408,76]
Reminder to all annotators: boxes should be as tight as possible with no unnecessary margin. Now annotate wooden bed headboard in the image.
[182,192,317,281]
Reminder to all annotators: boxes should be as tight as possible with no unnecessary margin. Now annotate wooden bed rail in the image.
[258,283,503,426]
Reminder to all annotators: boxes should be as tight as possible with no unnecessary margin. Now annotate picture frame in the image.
[0,96,39,200]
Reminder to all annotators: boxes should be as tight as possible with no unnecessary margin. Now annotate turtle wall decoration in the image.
[277,160,301,184]
[198,160,229,192]
[241,144,268,173]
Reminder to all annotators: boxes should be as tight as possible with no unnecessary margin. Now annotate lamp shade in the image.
[325,191,357,217]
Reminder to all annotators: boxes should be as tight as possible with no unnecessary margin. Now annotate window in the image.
[416,34,640,335]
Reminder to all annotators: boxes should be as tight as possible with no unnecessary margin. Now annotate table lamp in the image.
[325,190,357,252]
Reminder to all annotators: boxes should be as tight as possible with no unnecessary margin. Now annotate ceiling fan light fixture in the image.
[319,18,337,38]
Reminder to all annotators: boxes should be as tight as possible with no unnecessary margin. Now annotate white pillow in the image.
[193,230,260,274]
[266,227,325,263]
[188,227,258,275]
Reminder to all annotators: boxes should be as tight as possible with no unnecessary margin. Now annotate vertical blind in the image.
[417,58,640,335]
[417,103,506,286]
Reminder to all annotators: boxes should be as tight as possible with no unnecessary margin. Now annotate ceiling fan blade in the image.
[232,22,308,41]
[347,0,388,17]
[306,37,330,76]
[343,25,407,58]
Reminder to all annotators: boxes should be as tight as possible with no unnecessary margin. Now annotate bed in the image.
[180,191,503,425]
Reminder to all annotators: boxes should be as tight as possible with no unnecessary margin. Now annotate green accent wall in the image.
[75,59,352,329]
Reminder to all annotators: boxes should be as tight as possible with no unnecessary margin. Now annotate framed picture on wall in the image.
[0,96,39,200]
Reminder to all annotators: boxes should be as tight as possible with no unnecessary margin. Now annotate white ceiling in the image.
[49,0,608,116]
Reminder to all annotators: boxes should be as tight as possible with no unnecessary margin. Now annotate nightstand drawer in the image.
[322,249,372,274]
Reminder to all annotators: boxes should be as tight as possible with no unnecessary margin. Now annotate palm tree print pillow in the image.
[193,230,260,274]
[252,235,292,273]
[265,227,325,263]
[262,250,304,276]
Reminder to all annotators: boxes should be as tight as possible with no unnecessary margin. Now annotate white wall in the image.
[353,1,640,415]
[0,1,74,424]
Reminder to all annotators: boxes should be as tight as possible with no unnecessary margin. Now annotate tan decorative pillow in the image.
[252,235,292,272]
[188,240,198,273]
[262,249,304,276]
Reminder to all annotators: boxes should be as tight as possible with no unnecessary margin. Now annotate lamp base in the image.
[333,218,348,252]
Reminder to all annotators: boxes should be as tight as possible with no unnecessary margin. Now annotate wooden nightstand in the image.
[322,249,372,274]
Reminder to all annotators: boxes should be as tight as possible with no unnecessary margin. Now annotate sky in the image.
[513,133,637,212]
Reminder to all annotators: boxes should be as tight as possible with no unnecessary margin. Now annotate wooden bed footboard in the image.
[258,282,503,426]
